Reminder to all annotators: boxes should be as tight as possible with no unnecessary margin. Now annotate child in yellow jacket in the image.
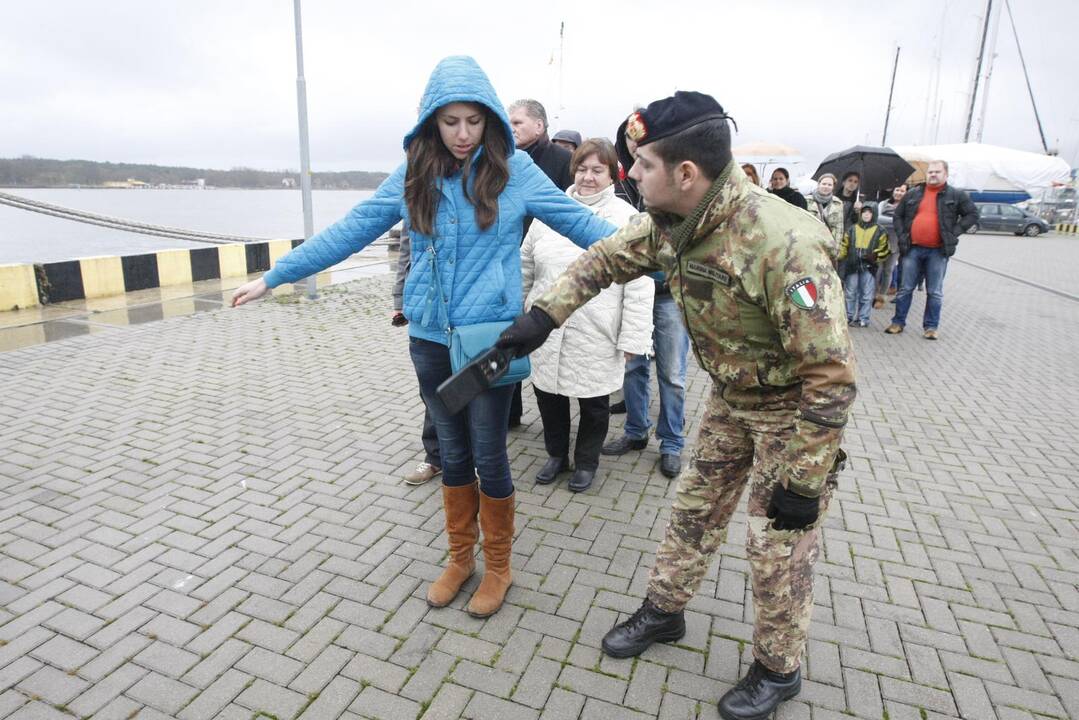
[839,205,891,326]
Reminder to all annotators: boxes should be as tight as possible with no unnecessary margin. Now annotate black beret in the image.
[625,91,735,147]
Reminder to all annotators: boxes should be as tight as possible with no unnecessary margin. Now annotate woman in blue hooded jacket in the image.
[232,56,615,617]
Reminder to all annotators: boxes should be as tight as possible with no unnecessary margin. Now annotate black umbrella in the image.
[813,145,916,198]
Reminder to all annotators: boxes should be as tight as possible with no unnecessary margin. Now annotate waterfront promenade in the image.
[1,233,1077,720]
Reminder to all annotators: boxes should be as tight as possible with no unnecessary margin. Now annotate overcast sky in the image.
[3,0,1077,175]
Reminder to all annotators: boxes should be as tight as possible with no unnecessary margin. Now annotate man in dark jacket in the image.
[885,160,978,339]
[509,99,572,191]
[768,167,808,210]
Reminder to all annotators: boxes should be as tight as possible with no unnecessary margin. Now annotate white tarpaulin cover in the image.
[891,143,1071,193]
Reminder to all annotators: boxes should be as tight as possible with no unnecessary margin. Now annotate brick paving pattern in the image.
[1,235,1077,719]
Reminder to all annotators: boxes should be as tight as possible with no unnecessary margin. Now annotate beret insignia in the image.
[625,112,648,143]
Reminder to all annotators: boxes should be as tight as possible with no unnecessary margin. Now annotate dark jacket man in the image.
[893,182,978,257]
[524,133,572,191]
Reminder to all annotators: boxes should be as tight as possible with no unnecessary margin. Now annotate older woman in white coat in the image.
[521,139,654,492]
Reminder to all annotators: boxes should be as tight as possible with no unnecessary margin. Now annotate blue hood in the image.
[402,55,515,158]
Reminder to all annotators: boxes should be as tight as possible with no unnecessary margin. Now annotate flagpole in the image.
[293,0,317,299]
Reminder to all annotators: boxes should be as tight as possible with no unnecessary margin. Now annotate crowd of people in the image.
[231,54,976,720]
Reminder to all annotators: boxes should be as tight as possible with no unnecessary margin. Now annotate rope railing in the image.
[0,190,395,247]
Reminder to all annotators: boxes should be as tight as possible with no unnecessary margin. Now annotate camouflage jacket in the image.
[533,163,857,497]
[806,194,845,260]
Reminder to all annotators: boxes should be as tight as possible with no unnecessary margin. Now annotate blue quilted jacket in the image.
[262,55,616,345]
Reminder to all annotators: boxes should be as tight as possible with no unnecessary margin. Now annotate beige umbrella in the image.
[733,142,804,186]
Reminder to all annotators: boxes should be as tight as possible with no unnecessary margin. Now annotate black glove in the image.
[496,306,556,359]
[766,484,820,530]
[391,311,408,327]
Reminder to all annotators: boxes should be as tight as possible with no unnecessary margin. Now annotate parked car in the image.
[972,203,1051,236]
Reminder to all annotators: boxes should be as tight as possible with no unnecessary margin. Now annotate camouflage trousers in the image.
[647,381,842,674]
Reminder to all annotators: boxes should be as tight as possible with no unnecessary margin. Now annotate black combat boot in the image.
[718,660,801,720]
[601,598,685,658]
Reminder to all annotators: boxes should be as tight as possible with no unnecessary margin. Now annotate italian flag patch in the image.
[786,278,818,309]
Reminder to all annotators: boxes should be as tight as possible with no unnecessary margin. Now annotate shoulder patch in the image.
[685,261,731,286]
[786,278,818,309]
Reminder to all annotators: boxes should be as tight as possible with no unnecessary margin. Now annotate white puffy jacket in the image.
[522,184,654,398]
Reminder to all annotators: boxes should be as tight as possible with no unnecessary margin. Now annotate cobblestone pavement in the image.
[1,236,1077,720]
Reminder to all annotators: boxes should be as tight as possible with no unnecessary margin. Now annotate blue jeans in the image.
[623,293,689,455]
[891,246,948,330]
[843,268,876,324]
[409,337,514,498]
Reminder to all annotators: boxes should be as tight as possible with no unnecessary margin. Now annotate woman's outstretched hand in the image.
[231,278,269,307]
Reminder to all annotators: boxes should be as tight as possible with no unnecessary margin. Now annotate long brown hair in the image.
[404,105,510,235]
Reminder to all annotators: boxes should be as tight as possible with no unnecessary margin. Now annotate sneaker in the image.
[403,462,441,485]
[923,329,939,340]
[884,324,903,334]
[601,435,648,456]
[858,320,869,327]
[872,297,885,309]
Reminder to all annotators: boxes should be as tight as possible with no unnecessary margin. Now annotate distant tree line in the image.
[0,156,389,189]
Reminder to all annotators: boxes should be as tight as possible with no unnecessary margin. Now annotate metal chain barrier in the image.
[0,190,395,247]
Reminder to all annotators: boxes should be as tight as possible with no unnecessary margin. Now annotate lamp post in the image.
[293,0,316,299]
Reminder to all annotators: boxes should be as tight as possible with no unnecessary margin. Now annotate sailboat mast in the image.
[974,0,1003,142]
[1004,0,1050,152]
[964,0,993,142]
[882,45,901,145]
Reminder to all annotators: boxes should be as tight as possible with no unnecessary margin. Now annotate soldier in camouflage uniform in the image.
[497,91,856,720]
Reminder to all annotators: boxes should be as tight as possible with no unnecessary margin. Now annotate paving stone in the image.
[348,685,421,720]
[288,644,352,695]
[399,649,455,704]
[296,675,360,720]
[235,617,299,654]
[182,638,252,689]
[558,664,628,705]
[624,660,667,714]
[68,662,147,717]
[16,664,89,705]
[4,700,71,720]
[339,653,410,694]
[132,639,200,679]
[947,671,996,720]
[580,696,653,720]
[177,668,253,720]
[419,682,472,720]
[452,659,518,699]
[463,690,540,720]
[234,646,304,685]
[28,633,97,672]
[235,677,308,720]
[124,671,199,715]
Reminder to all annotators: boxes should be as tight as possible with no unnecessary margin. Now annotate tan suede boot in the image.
[426,482,479,608]
[466,491,515,618]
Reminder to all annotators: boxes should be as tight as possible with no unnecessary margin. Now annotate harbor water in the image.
[0,188,378,265]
